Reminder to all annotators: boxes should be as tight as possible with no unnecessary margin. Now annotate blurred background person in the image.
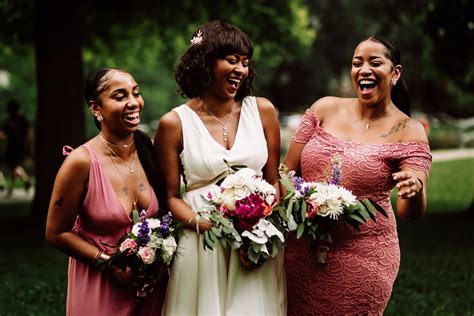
[0,99,32,197]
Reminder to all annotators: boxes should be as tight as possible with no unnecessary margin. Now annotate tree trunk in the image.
[32,0,85,232]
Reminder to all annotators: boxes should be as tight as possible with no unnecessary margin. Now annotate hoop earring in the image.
[391,78,397,86]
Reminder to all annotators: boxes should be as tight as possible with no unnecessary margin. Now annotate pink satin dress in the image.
[285,110,432,315]
[66,144,164,315]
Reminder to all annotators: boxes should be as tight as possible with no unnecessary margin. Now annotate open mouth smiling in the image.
[359,79,377,95]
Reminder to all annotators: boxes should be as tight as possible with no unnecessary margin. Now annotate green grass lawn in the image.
[0,158,472,315]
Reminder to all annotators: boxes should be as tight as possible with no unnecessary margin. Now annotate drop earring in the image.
[96,114,103,122]
[391,78,397,86]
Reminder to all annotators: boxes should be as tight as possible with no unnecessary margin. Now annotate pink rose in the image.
[119,238,138,255]
[138,247,156,264]
[305,200,319,219]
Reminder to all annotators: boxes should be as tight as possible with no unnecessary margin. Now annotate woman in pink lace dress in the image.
[284,36,432,315]
[45,68,166,315]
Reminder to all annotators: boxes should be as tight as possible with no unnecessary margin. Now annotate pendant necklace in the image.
[100,135,137,173]
[102,140,143,213]
[199,97,234,142]
[364,109,387,130]
[99,132,134,148]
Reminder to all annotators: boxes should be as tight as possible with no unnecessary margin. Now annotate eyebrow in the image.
[110,85,139,95]
[352,55,384,60]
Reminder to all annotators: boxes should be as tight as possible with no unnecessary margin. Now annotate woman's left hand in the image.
[392,171,423,199]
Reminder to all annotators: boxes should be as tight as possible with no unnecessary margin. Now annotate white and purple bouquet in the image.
[196,163,288,269]
[107,210,180,296]
[277,156,387,263]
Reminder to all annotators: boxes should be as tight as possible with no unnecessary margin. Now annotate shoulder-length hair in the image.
[175,20,255,101]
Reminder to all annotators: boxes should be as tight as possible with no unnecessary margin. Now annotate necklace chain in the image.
[199,97,234,142]
[364,110,387,130]
[100,138,142,212]
[100,135,137,173]
[99,132,134,148]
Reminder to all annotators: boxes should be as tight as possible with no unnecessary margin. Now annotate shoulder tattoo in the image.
[381,118,411,138]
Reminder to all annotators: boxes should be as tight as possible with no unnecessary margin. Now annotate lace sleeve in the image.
[292,110,319,144]
[398,143,432,176]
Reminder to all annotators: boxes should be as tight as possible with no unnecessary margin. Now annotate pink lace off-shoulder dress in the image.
[66,144,164,316]
[285,110,432,315]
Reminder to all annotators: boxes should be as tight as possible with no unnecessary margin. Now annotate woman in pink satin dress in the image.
[284,36,432,315]
[45,68,166,315]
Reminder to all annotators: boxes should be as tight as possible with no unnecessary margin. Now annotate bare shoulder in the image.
[59,145,91,176]
[398,118,429,143]
[158,110,182,130]
[309,96,348,119]
[255,96,277,113]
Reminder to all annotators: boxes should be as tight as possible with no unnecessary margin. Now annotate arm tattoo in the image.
[54,197,64,207]
[381,119,411,138]
[138,182,146,192]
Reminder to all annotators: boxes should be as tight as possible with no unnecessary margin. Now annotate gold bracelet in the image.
[93,250,110,270]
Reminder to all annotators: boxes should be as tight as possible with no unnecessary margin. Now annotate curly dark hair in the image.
[175,20,255,101]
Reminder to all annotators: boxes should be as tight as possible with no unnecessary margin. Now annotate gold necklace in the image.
[364,110,387,130]
[99,132,134,148]
[103,142,143,212]
[100,136,137,173]
[199,97,234,142]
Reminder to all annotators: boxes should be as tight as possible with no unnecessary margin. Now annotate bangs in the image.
[213,29,253,59]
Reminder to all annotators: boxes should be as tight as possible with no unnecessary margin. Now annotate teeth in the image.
[229,78,240,84]
[126,112,139,119]
[359,80,376,85]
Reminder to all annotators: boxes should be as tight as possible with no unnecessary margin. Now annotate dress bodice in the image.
[174,96,268,189]
[294,109,432,202]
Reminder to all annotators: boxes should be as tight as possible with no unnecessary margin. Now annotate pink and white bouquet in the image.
[107,210,180,296]
[277,156,387,263]
[197,166,288,269]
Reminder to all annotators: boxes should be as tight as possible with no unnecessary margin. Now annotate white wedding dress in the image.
[162,96,286,316]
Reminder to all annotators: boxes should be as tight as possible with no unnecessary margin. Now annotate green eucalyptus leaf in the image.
[132,210,140,224]
[300,200,307,221]
[296,222,305,239]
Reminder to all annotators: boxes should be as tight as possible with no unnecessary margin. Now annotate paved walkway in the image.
[431,148,474,162]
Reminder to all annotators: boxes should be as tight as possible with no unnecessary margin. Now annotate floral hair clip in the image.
[190,30,203,46]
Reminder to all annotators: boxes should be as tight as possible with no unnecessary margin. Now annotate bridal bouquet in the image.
[277,156,387,263]
[196,165,288,269]
[107,210,180,297]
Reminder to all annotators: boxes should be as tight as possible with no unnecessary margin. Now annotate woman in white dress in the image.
[154,21,286,315]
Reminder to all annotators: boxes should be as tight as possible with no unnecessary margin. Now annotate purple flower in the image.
[160,213,171,237]
[330,155,342,185]
[293,176,304,191]
[137,211,150,246]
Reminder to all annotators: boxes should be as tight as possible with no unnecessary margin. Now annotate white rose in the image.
[233,186,251,201]
[147,218,161,230]
[221,189,237,211]
[163,236,178,257]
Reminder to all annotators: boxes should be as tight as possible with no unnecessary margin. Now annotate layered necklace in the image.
[100,133,137,173]
[99,134,143,213]
[199,97,235,142]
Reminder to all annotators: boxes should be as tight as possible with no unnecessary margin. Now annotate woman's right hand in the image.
[108,265,142,290]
